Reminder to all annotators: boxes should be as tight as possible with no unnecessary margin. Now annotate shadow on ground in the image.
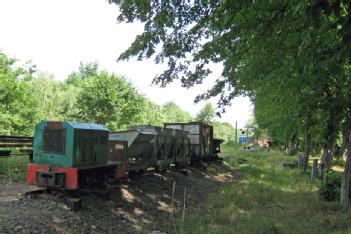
[0,160,239,233]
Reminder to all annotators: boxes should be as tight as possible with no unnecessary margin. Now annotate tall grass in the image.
[180,149,351,234]
[0,156,29,183]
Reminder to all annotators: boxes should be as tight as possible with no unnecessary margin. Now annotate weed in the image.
[0,214,10,233]
[319,170,341,201]
[0,156,29,183]
[179,149,351,234]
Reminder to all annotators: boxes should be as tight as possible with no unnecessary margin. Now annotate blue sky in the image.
[0,0,252,128]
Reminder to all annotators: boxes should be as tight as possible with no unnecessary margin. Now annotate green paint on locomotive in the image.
[33,121,109,167]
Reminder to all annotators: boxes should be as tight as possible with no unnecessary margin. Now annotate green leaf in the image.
[285,32,301,47]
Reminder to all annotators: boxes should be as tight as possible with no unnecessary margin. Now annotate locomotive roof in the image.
[42,121,108,131]
[66,122,108,131]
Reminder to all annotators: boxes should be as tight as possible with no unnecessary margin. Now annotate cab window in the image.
[42,128,66,154]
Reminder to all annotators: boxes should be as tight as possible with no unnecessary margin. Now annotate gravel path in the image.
[0,160,238,233]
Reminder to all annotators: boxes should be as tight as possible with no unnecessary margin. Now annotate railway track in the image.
[23,177,136,211]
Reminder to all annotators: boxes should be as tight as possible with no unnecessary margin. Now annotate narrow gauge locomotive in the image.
[27,121,121,190]
[27,121,223,190]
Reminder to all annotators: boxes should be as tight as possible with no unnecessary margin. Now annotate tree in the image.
[116,1,350,104]
[115,1,351,207]
[120,97,165,127]
[138,99,164,126]
[212,121,235,143]
[0,52,38,135]
[65,62,99,86]
[245,116,265,144]
[196,103,215,124]
[341,109,351,208]
[75,70,145,131]
[162,101,192,123]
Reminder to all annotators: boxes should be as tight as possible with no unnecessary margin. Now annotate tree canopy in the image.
[0,52,38,135]
[162,101,192,123]
[116,0,351,204]
[116,1,351,150]
[74,69,145,131]
[196,103,215,124]
[117,1,351,103]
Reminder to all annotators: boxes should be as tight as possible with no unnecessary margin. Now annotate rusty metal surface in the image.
[108,140,127,162]
[164,122,215,160]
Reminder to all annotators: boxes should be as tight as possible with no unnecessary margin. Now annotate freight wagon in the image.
[164,122,222,161]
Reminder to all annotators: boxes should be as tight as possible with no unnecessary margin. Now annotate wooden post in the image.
[311,159,318,179]
[297,152,304,169]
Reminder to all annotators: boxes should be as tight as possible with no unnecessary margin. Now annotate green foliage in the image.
[116,0,351,158]
[65,61,99,86]
[75,71,145,131]
[162,101,192,123]
[138,99,164,126]
[0,57,199,137]
[319,170,341,201]
[180,149,351,233]
[0,156,29,182]
[0,52,38,135]
[196,103,215,124]
[245,116,266,141]
[32,74,80,121]
[58,83,80,121]
[212,121,235,143]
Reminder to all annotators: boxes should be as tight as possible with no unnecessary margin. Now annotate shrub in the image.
[319,170,341,201]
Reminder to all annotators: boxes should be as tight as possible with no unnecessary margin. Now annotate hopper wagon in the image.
[164,122,222,161]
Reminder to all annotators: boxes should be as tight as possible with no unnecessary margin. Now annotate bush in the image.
[319,170,341,201]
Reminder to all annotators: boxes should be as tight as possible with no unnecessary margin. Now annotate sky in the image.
[0,0,252,128]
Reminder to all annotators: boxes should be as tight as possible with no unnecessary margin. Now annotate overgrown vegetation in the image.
[319,170,342,202]
[0,52,237,182]
[116,0,351,207]
[180,149,351,234]
[0,156,29,183]
[0,53,236,138]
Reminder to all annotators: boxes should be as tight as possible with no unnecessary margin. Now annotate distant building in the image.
[257,135,272,147]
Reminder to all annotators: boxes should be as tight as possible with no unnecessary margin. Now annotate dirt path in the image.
[0,160,238,233]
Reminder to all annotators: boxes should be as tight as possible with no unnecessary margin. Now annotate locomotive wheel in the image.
[95,171,108,189]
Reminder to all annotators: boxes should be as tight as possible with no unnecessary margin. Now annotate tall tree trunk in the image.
[320,118,339,180]
[341,110,351,209]
[320,144,331,180]
[303,128,312,171]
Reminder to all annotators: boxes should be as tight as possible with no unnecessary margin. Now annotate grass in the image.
[180,148,351,234]
[0,214,10,233]
[0,155,29,183]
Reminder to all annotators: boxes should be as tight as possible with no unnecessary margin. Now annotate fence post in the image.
[311,159,318,179]
[297,152,304,169]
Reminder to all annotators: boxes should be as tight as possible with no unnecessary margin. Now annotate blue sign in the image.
[239,135,247,144]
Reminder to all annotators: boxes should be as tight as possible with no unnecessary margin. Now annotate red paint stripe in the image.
[27,164,78,190]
